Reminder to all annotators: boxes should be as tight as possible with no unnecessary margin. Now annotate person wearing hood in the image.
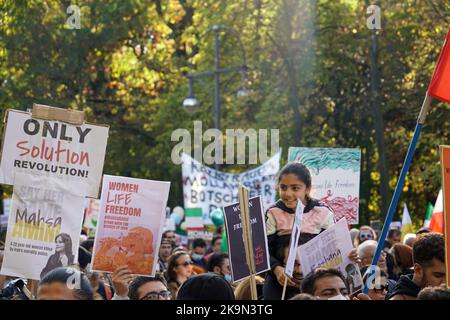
[387,233,445,300]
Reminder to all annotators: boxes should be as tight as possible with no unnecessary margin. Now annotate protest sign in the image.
[0,109,109,198]
[285,200,305,278]
[440,145,450,288]
[182,151,280,214]
[187,230,214,241]
[92,175,170,276]
[298,218,363,294]
[288,147,361,224]
[223,196,270,283]
[0,173,85,280]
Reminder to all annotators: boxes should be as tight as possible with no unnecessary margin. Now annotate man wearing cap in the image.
[158,238,174,273]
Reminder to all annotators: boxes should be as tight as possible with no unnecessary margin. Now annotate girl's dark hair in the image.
[277,162,312,201]
[39,267,93,300]
[166,251,190,283]
[55,233,73,258]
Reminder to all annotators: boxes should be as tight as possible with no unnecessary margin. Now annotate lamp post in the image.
[183,24,249,170]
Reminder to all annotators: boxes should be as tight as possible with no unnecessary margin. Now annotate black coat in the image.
[262,271,300,300]
[40,253,75,279]
[385,274,420,300]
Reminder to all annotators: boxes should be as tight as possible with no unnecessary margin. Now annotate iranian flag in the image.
[185,207,204,230]
[428,28,450,103]
[423,202,434,227]
[429,190,444,234]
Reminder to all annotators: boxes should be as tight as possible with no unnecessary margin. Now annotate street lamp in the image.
[182,77,199,112]
[183,24,249,170]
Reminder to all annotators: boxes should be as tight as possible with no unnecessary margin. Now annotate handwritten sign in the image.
[298,218,363,294]
[288,147,361,224]
[182,152,280,214]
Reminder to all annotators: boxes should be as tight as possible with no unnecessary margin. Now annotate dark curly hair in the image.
[413,233,445,267]
[301,268,349,295]
[417,285,450,300]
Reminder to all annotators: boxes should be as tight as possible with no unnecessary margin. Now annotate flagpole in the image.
[281,277,288,300]
[363,93,432,294]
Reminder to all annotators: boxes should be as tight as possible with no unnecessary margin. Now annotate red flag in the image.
[429,211,444,233]
[428,29,450,103]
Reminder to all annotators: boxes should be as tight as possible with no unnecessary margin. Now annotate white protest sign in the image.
[288,147,361,224]
[182,151,280,214]
[298,218,363,294]
[285,200,305,277]
[0,110,109,197]
[92,175,170,276]
[0,173,85,280]
[187,230,214,241]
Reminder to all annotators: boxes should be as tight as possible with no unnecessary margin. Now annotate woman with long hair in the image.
[165,251,193,299]
[40,233,74,279]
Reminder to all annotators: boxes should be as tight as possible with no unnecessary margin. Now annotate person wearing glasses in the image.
[110,266,171,300]
[129,274,171,300]
[353,226,377,247]
[165,251,193,299]
[361,266,389,300]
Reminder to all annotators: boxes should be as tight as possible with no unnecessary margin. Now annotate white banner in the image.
[298,218,363,294]
[0,173,85,280]
[182,151,280,214]
[0,110,109,198]
[288,147,361,224]
[92,175,170,276]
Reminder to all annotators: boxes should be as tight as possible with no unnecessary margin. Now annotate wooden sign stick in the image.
[239,185,257,300]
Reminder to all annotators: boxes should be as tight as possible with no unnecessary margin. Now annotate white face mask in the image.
[191,253,204,261]
[328,294,349,300]
[223,274,232,283]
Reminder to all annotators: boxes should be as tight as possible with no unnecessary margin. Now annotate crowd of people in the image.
[0,162,449,300]
[1,226,448,301]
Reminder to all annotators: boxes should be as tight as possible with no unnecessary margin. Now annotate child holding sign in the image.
[265,162,335,288]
